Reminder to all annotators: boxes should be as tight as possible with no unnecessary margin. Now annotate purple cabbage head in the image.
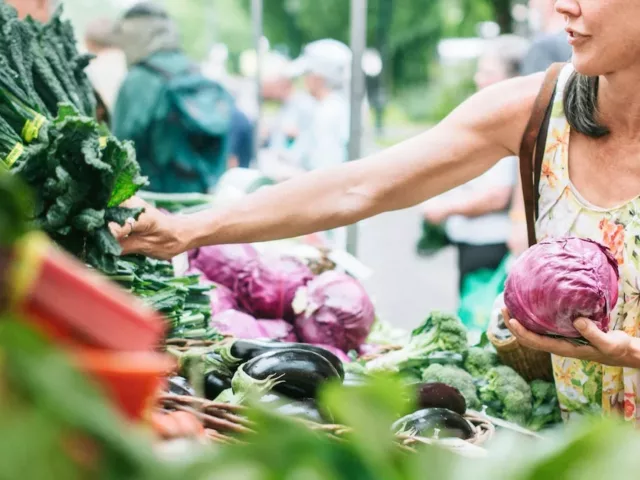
[293,271,375,352]
[210,310,264,339]
[504,237,619,338]
[187,267,238,315]
[311,344,352,363]
[235,256,314,321]
[209,283,238,316]
[189,244,258,290]
[256,319,298,342]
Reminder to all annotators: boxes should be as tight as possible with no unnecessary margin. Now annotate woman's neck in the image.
[599,66,640,138]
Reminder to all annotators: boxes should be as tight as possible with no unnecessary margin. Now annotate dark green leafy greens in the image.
[0,4,146,273]
[108,256,222,340]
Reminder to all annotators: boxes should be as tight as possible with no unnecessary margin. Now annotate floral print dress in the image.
[536,64,640,422]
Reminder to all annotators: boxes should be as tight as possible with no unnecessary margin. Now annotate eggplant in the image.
[204,371,232,400]
[230,339,345,379]
[243,349,341,399]
[416,383,466,415]
[392,408,474,440]
[168,376,195,396]
[258,393,327,423]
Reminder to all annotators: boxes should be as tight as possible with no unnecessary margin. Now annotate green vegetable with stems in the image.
[528,379,562,431]
[463,346,498,378]
[478,365,533,426]
[365,311,468,373]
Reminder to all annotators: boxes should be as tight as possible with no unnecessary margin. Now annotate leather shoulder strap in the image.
[519,62,565,247]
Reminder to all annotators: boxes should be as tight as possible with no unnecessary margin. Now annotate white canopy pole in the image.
[346,0,368,256]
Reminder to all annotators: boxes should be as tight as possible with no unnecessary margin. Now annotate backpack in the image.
[138,55,234,193]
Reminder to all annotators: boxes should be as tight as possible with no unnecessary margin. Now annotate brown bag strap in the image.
[519,62,565,247]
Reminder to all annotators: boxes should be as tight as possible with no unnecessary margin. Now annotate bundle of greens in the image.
[365,311,469,374]
[0,4,146,273]
[108,256,222,341]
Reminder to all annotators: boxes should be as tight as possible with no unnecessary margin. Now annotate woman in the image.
[422,35,528,302]
[116,1,640,422]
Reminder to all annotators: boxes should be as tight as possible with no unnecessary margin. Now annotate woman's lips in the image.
[566,28,589,46]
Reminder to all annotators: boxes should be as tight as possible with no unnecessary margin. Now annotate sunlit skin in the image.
[114,0,640,367]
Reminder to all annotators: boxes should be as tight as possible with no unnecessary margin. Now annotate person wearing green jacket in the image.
[110,2,233,194]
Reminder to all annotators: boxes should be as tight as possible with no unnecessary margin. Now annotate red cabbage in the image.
[256,319,298,342]
[210,310,264,339]
[236,256,314,321]
[209,283,238,316]
[187,267,238,315]
[504,237,619,338]
[190,244,258,290]
[311,344,352,363]
[293,271,375,352]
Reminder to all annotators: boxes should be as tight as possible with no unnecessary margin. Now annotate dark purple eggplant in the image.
[258,393,326,423]
[392,408,474,440]
[416,382,466,415]
[230,339,345,379]
[168,376,195,396]
[242,349,341,399]
[204,371,232,400]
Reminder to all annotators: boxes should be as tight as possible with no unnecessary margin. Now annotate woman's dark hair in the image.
[563,72,610,138]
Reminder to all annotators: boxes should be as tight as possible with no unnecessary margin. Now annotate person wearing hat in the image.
[260,39,352,182]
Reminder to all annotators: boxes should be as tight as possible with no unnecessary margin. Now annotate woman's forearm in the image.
[182,160,378,248]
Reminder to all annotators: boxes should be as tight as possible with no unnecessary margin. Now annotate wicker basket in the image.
[487,329,554,382]
[157,394,493,453]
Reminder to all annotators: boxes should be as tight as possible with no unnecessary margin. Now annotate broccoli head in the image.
[422,363,481,410]
[366,311,468,373]
[411,311,469,354]
[463,346,498,378]
[528,380,562,431]
[479,366,532,426]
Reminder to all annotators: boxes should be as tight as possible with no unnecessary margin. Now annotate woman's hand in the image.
[110,197,190,260]
[503,308,640,368]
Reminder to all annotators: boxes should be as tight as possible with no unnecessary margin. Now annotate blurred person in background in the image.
[110,2,234,194]
[261,52,316,153]
[260,39,351,181]
[521,0,572,74]
[422,35,530,298]
[84,18,127,115]
[201,43,255,170]
[9,0,49,23]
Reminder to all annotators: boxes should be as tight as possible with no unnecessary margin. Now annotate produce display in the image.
[504,237,619,340]
[0,6,597,478]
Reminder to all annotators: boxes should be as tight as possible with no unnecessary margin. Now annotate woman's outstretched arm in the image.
[116,74,543,260]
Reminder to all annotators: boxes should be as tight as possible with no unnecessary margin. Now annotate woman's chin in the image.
[571,56,605,77]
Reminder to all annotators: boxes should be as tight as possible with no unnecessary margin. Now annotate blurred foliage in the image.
[160,0,253,61]
[248,0,495,89]
[4,314,640,480]
[395,60,477,124]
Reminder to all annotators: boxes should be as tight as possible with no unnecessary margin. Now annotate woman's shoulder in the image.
[443,72,547,156]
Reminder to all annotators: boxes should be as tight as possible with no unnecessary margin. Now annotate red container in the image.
[71,349,175,421]
[11,233,166,351]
